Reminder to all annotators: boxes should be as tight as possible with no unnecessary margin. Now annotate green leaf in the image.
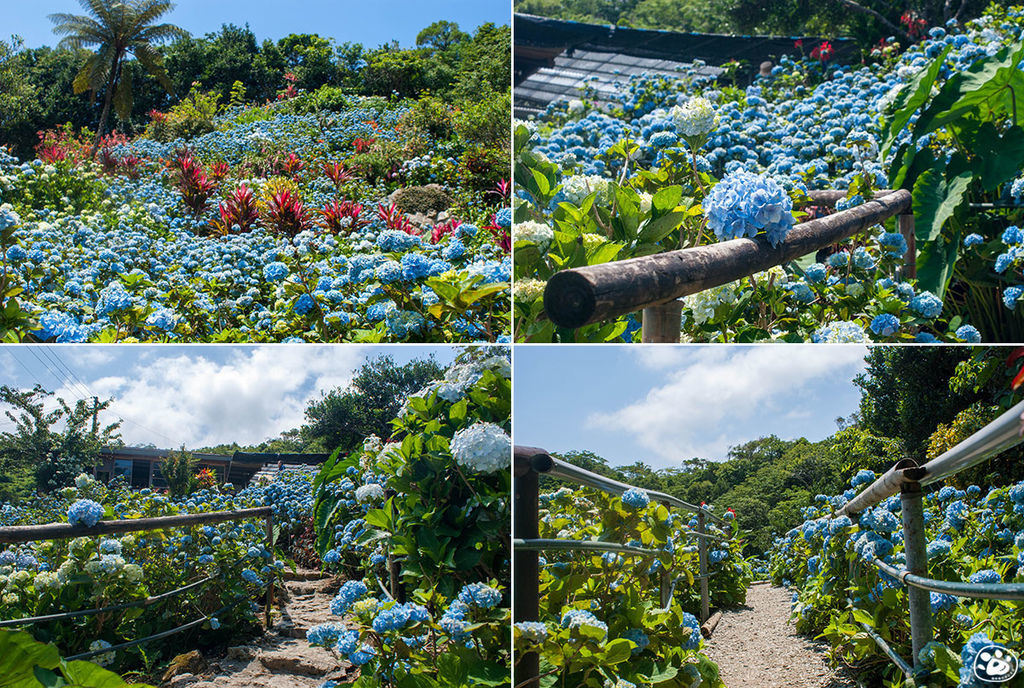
[601,638,634,665]
[651,185,683,215]
[0,629,61,688]
[881,44,951,156]
[61,662,154,688]
[850,609,874,626]
[530,168,551,198]
[912,165,971,243]
[637,211,684,244]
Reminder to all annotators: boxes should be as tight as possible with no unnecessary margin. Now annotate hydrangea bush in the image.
[310,350,511,686]
[511,8,1024,342]
[0,89,510,343]
[0,470,320,667]
[512,484,751,687]
[770,472,1024,687]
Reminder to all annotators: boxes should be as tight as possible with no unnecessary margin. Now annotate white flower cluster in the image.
[74,473,95,490]
[513,220,554,251]
[685,281,740,325]
[562,174,611,205]
[355,484,385,503]
[514,278,547,303]
[450,422,510,473]
[671,96,718,138]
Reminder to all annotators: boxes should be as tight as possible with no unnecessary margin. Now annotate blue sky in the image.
[514,345,869,469]
[0,345,461,448]
[7,1,509,49]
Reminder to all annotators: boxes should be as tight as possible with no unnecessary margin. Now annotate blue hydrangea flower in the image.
[703,171,794,247]
[67,499,104,527]
[955,324,981,342]
[1003,285,1023,310]
[909,292,943,319]
[621,488,650,510]
[869,314,899,337]
[963,233,985,247]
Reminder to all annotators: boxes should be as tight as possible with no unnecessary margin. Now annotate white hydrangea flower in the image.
[753,265,788,286]
[514,278,547,303]
[671,96,718,138]
[450,422,510,473]
[567,99,585,113]
[74,473,94,490]
[685,281,740,325]
[638,192,653,214]
[562,174,611,205]
[33,571,59,591]
[89,640,115,667]
[355,484,385,503]
[513,221,554,250]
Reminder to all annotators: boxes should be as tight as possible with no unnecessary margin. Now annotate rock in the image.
[165,673,196,687]
[258,641,337,676]
[388,184,452,215]
[162,651,208,683]
[226,646,256,661]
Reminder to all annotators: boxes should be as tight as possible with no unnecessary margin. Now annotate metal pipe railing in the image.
[832,398,1024,676]
[0,506,277,654]
[529,451,728,525]
[514,445,732,688]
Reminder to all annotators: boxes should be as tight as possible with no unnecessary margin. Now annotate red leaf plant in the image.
[266,189,311,237]
[322,161,355,189]
[211,184,260,235]
[484,213,510,253]
[320,199,367,235]
[377,202,417,235]
[430,219,461,244]
[169,151,217,219]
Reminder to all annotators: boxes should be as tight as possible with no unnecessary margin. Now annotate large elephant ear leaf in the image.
[912,163,971,297]
[0,629,61,688]
[881,43,951,157]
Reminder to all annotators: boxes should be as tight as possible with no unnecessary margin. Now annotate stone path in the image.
[703,583,860,688]
[164,570,355,688]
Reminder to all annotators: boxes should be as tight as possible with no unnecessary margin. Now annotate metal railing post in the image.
[514,448,540,688]
[697,511,710,623]
[901,482,932,666]
[642,302,683,343]
[264,511,274,628]
[899,214,916,279]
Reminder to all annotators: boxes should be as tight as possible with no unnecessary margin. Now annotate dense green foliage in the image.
[0,19,510,158]
[551,347,1024,557]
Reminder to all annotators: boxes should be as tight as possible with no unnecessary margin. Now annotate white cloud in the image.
[588,346,867,465]
[52,347,365,448]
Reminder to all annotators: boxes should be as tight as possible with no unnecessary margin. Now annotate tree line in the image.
[549,347,1024,555]
[1,2,509,158]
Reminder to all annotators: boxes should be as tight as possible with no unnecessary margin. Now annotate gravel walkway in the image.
[703,583,860,688]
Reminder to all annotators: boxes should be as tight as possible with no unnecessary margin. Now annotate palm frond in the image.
[72,51,111,94]
[131,0,176,30]
[132,42,173,92]
[76,0,115,26]
[134,23,189,44]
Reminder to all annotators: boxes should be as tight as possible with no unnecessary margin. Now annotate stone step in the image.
[258,640,338,676]
[282,569,328,582]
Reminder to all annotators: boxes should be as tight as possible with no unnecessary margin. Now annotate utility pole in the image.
[90,396,98,436]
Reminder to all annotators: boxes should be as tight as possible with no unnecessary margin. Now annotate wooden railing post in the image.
[514,448,540,688]
[697,511,709,623]
[264,511,274,628]
[901,482,932,668]
[899,214,916,280]
[642,302,683,343]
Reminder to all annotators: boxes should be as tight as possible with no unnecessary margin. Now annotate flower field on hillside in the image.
[0,91,510,343]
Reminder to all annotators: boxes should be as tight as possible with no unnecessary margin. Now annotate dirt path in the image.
[166,570,354,688]
[703,583,860,688]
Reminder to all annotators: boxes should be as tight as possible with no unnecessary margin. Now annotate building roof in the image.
[100,446,330,466]
[514,13,859,117]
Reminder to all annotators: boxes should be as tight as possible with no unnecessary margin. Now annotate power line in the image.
[40,348,95,402]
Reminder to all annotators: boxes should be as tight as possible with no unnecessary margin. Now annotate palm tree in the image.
[49,0,188,146]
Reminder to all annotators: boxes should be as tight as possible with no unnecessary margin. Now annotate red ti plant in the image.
[322,161,354,189]
[484,213,510,253]
[377,202,417,235]
[353,137,375,154]
[278,72,299,100]
[810,40,834,62]
[169,151,217,219]
[489,178,511,201]
[265,189,311,237]
[119,154,143,179]
[320,199,366,235]
[282,153,305,177]
[430,218,460,244]
[98,148,119,175]
[209,161,230,182]
[211,184,260,234]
